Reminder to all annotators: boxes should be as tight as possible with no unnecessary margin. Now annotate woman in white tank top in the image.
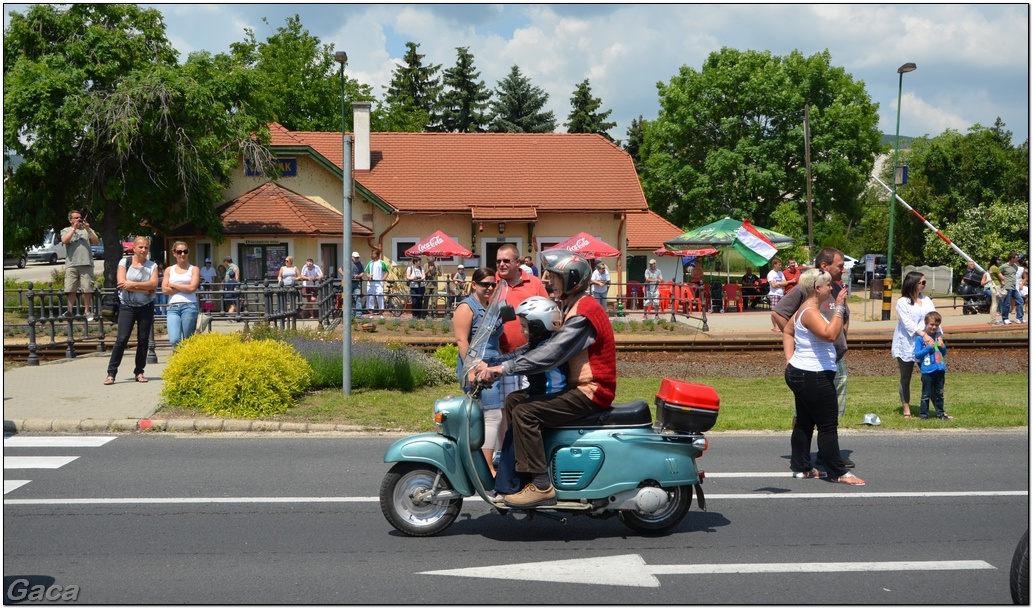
[162,240,201,347]
[782,268,864,486]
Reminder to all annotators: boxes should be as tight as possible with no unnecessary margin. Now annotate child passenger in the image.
[913,311,952,420]
[492,296,567,499]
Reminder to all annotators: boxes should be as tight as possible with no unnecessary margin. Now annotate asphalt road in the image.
[3,259,105,285]
[3,431,1028,604]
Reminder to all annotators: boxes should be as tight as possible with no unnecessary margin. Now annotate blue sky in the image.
[5,4,1029,145]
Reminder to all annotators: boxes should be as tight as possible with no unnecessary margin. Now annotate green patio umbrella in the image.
[664,217,795,282]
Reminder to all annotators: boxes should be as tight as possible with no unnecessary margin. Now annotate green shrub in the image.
[161,333,312,417]
[612,321,627,333]
[432,343,459,370]
[283,337,455,391]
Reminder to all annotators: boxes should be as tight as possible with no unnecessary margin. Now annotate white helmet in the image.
[515,296,562,338]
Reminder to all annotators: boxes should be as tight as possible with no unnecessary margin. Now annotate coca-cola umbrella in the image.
[404,230,473,258]
[553,232,621,258]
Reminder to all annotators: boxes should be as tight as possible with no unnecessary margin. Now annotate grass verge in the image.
[154,372,1027,433]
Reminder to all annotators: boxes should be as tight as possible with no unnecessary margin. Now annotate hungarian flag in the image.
[732,220,777,266]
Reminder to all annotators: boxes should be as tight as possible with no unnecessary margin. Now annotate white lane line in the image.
[3,490,1026,506]
[4,456,79,469]
[4,480,31,494]
[5,496,382,505]
[4,436,116,447]
[649,560,997,575]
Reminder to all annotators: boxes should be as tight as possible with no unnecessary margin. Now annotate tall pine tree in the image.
[489,65,555,133]
[437,47,492,133]
[623,115,647,173]
[565,79,616,141]
[383,41,441,132]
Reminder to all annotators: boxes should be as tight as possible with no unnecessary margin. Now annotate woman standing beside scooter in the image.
[782,268,865,486]
[452,267,505,475]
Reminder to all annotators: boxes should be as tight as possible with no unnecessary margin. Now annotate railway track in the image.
[4,335,1026,362]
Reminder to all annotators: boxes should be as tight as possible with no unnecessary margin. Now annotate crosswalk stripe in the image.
[4,480,31,494]
[4,436,116,448]
[4,456,79,469]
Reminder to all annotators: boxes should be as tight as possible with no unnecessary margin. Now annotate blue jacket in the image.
[914,332,947,374]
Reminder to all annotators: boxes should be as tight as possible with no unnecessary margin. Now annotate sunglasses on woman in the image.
[174,249,188,255]
[476,281,497,288]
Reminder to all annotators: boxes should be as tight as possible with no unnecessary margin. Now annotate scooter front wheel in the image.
[618,484,692,534]
[380,462,463,537]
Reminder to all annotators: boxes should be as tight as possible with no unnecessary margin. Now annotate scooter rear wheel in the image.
[618,484,692,534]
[380,462,463,537]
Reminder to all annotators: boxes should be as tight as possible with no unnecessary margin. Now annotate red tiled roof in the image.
[220,182,372,236]
[269,128,648,214]
[625,210,685,250]
[470,206,538,221]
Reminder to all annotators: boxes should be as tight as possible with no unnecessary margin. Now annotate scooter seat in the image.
[551,400,653,429]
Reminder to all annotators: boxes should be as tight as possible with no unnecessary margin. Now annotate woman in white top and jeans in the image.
[105,237,159,384]
[890,271,937,418]
[782,268,865,485]
[162,241,200,348]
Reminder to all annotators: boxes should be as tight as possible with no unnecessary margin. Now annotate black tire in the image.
[1010,530,1029,605]
[49,253,58,265]
[17,255,26,269]
[380,462,462,537]
[386,294,405,317]
[618,484,692,534]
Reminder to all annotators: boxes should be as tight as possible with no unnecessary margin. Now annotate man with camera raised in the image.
[60,209,100,320]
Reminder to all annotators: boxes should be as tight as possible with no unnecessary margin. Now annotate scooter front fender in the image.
[383,433,476,496]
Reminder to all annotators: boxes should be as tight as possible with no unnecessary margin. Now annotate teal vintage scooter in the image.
[379,283,719,537]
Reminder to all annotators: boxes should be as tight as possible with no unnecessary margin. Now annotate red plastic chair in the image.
[682,284,701,313]
[658,282,672,312]
[722,283,743,313]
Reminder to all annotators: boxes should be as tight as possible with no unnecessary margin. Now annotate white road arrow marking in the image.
[4,456,78,469]
[4,480,30,494]
[420,554,996,588]
[4,436,116,447]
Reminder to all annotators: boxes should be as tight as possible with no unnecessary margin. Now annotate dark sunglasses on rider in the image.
[476,281,497,288]
[495,258,512,264]
[174,249,189,255]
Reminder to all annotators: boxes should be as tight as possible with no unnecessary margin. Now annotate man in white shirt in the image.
[643,258,662,319]
[364,248,390,318]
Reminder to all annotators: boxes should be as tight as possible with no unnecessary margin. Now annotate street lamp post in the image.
[335,50,353,395]
[883,61,917,321]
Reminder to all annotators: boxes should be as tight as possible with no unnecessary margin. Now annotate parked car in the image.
[91,239,105,259]
[850,253,901,285]
[4,251,28,268]
[27,230,66,265]
[122,236,137,254]
[842,255,858,273]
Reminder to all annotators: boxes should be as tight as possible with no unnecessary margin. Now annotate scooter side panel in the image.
[383,433,477,496]
[545,428,702,499]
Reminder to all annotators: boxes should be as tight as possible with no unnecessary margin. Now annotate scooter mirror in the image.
[499,305,516,323]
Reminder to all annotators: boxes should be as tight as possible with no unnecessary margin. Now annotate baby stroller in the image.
[958,271,990,315]
[708,280,723,313]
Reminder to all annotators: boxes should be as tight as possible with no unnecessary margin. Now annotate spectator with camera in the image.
[60,209,100,320]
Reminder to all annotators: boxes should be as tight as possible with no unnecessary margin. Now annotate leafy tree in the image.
[437,47,492,133]
[859,119,1029,275]
[383,41,441,132]
[3,4,270,283]
[565,79,616,141]
[229,15,373,132]
[488,65,555,133]
[623,115,648,173]
[640,48,882,235]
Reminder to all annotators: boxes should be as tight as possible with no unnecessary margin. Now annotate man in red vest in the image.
[476,249,616,508]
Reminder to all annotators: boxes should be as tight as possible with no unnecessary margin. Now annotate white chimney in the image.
[352,101,371,171]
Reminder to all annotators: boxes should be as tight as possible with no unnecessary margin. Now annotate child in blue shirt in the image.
[492,297,567,497]
[913,311,951,420]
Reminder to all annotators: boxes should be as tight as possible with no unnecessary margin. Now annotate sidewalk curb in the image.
[3,418,369,435]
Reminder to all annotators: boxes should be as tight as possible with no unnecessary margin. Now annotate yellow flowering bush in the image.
[161,333,312,417]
